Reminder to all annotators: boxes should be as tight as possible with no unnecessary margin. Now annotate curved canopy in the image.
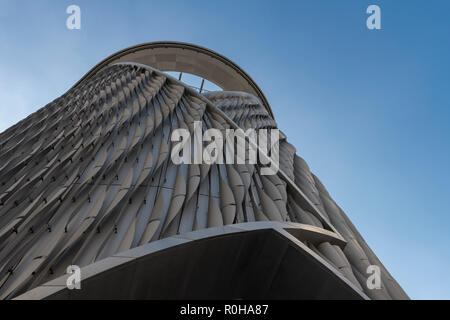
[73,41,274,119]
[15,222,366,300]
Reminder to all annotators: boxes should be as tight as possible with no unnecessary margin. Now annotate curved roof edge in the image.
[72,41,274,119]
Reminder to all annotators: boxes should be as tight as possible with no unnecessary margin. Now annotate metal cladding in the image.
[0,44,408,300]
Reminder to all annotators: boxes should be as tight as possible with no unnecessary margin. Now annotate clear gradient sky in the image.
[0,0,449,299]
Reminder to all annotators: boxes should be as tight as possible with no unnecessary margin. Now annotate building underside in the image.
[0,42,408,300]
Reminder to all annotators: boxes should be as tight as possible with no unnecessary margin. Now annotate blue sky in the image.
[0,0,449,299]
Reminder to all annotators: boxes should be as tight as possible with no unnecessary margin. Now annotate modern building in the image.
[0,42,408,300]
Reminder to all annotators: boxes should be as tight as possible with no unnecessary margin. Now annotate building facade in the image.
[0,42,408,300]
